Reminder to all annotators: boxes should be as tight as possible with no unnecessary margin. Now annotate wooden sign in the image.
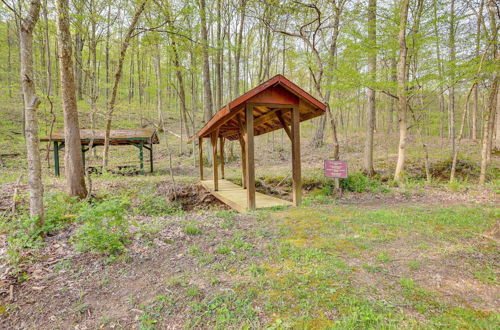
[324,160,348,178]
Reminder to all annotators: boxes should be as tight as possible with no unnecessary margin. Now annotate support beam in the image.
[54,141,60,176]
[81,146,86,169]
[276,110,292,140]
[211,131,219,191]
[139,143,144,173]
[238,134,247,189]
[291,106,302,206]
[219,136,225,179]
[150,143,153,173]
[198,137,204,180]
[245,103,256,210]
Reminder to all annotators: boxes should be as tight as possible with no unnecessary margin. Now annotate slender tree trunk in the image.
[215,0,222,110]
[472,0,484,140]
[433,0,446,139]
[105,3,111,100]
[394,0,410,182]
[155,44,164,128]
[7,21,13,98]
[234,0,247,97]
[56,0,87,198]
[20,0,44,223]
[363,0,377,176]
[43,0,52,96]
[479,0,498,184]
[449,0,456,156]
[102,0,147,170]
[74,32,83,100]
[451,86,474,182]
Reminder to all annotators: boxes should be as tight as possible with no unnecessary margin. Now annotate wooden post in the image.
[245,103,255,210]
[291,106,302,205]
[54,141,60,177]
[139,142,144,173]
[211,130,219,191]
[81,146,86,169]
[150,143,153,173]
[198,137,203,180]
[238,135,247,189]
[219,136,225,179]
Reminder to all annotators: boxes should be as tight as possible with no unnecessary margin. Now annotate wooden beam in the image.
[54,141,60,176]
[238,134,247,189]
[211,131,219,191]
[291,106,302,206]
[276,110,292,140]
[245,103,256,210]
[198,137,203,180]
[219,136,225,179]
[238,115,247,189]
[150,143,153,173]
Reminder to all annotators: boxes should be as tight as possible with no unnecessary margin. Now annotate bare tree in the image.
[393,0,410,182]
[18,0,44,222]
[234,0,247,97]
[56,0,87,198]
[199,0,213,124]
[479,0,498,184]
[363,0,376,176]
[102,0,148,170]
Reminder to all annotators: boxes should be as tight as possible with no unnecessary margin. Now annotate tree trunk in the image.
[394,0,410,183]
[433,0,446,139]
[363,0,377,176]
[215,0,222,110]
[56,0,87,198]
[20,0,44,223]
[449,0,456,156]
[74,32,83,100]
[479,0,498,184]
[102,0,147,170]
[472,0,484,140]
[43,0,52,96]
[234,0,247,97]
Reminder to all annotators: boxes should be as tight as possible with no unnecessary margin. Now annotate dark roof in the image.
[40,129,159,145]
[192,75,326,141]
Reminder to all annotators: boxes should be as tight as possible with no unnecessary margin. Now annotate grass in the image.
[232,202,500,328]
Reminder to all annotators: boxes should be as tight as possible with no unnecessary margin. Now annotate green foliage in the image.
[340,173,388,193]
[189,291,258,328]
[72,198,131,255]
[184,224,202,235]
[2,192,84,265]
[137,194,185,216]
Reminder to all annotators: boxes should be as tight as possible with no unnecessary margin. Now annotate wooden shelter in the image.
[40,129,159,176]
[192,75,326,212]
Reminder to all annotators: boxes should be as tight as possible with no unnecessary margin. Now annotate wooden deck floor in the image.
[201,179,293,213]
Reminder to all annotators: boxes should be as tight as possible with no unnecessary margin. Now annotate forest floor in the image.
[1,105,499,328]
[0,172,498,328]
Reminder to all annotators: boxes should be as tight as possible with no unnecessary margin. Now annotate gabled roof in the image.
[40,129,159,145]
[192,75,326,141]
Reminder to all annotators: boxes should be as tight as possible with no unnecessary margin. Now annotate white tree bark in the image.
[20,0,44,222]
[394,0,410,183]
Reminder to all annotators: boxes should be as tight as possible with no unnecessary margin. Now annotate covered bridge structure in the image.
[192,74,326,212]
[41,129,159,176]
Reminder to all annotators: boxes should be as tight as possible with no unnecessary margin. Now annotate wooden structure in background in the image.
[192,75,326,211]
[41,129,159,176]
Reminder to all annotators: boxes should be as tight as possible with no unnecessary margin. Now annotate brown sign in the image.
[324,160,348,178]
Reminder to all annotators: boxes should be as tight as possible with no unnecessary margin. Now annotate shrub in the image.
[3,192,84,265]
[340,173,388,193]
[72,198,130,255]
[137,194,184,216]
[184,225,202,235]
